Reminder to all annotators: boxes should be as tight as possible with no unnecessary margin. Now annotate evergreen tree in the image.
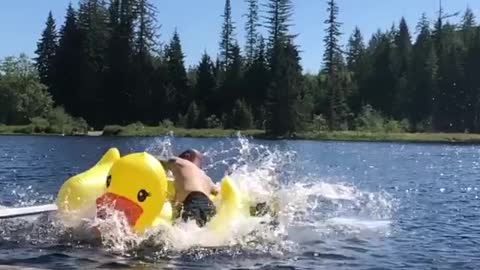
[105,0,136,124]
[465,28,480,132]
[231,99,254,129]
[77,0,110,126]
[392,17,412,118]
[134,0,158,57]
[323,0,349,130]
[408,14,437,130]
[264,0,307,135]
[347,27,365,71]
[346,27,368,114]
[219,0,236,67]
[367,30,397,117]
[185,101,200,128]
[165,30,189,121]
[244,36,270,120]
[35,12,58,91]
[195,52,217,116]
[266,41,305,135]
[221,42,243,114]
[54,4,83,116]
[461,7,476,46]
[244,0,260,63]
[132,0,159,124]
[264,0,294,53]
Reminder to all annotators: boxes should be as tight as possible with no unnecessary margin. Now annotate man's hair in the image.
[178,149,202,163]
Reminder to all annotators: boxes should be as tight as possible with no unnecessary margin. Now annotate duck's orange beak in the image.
[96,192,143,227]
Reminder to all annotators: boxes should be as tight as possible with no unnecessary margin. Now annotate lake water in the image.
[0,135,479,269]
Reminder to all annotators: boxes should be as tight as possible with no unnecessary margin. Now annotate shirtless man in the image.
[164,149,219,227]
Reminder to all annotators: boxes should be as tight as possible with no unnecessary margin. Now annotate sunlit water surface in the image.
[0,135,479,269]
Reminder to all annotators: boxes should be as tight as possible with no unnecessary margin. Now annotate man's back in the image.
[167,157,216,203]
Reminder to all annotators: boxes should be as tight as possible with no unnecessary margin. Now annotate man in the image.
[163,149,219,227]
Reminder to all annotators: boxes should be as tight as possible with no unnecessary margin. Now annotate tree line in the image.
[3,0,480,135]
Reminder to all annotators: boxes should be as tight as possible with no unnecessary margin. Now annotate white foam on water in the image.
[83,136,395,256]
[0,135,396,258]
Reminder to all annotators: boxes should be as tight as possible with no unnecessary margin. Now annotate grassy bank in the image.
[102,124,264,138]
[0,124,86,136]
[281,131,480,144]
[4,124,480,144]
[0,125,31,135]
[103,124,480,144]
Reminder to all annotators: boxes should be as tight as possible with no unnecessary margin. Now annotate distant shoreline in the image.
[2,124,480,145]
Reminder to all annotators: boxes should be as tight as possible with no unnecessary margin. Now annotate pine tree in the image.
[195,52,217,116]
[366,30,397,117]
[263,0,306,135]
[134,0,159,57]
[105,0,136,124]
[408,13,437,130]
[461,7,476,47]
[222,42,243,112]
[219,0,236,67]
[264,0,294,54]
[165,30,189,121]
[265,41,305,135]
[244,0,260,63]
[465,28,480,132]
[77,0,110,126]
[231,99,254,129]
[53,4,83,116]
[244,36,269,120]
[35,12,58,91]
[346,27,368,114]
[392,17,412,119]
[132,0,159,124]
[431,22,466,132]
[185,101,200,128]
[323,0,349,130]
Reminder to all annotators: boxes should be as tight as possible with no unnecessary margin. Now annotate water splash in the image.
[0,135,395,260]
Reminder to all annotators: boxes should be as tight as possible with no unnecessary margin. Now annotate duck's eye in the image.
[137,189,150,202]
[106,175,112,188]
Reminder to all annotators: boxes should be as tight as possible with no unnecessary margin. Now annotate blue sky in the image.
[1,0,479,74]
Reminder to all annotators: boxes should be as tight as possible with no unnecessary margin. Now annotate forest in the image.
[1,0,480,136]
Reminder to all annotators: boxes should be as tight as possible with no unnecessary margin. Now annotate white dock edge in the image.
[0,204,58,219]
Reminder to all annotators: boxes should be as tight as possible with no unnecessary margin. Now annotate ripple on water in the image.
[1,136,479,269]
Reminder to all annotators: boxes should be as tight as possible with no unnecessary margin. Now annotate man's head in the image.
[178,149,203,167]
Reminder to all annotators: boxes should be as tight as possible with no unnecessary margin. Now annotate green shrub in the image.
[159,119,174,128]
[231,100,253,130]
[126,121,144,131]
[354,105,409,133]
[30,117,49,133]
[72,117,89,134]
[103,125,123,136]
[185,101,200,128]
[205,114,223,128]
[47,107,72,134]
[416,118,433,132]
[355,105,385,132]
[311,114,328,131]
[15,125,34,134]
[176,113,187,128]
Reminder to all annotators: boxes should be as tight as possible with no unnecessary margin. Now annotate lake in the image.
[0,135,479,269]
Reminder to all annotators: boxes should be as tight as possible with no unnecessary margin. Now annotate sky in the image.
[1,0,479,74]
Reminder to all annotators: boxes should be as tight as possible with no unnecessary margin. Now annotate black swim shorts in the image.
[179,191,216,227]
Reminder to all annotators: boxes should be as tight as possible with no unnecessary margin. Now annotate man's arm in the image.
[209,177,220,195]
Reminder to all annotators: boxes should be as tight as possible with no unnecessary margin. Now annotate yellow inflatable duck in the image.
[95,152,171,234]
[55,148,256,237]
[56,148,121,225]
